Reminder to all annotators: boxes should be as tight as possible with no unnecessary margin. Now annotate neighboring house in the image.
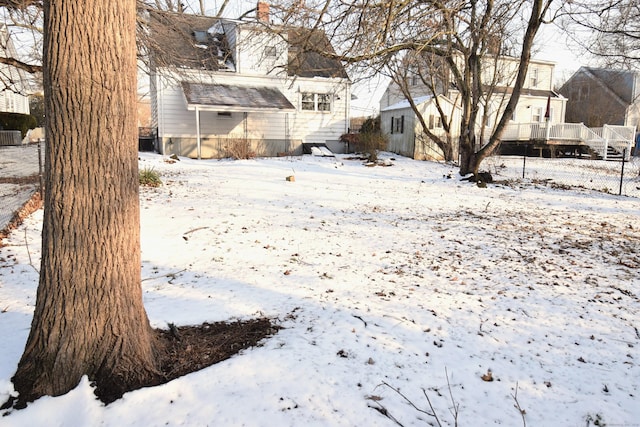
[380,56,566,160]
[559,67,640,129]
[147,5,351,159]
[0,24,30,115]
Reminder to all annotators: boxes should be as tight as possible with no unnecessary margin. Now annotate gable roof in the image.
[381,95,434,112]
[381,94,459,113]
[490,86,562,98]
[583,67,637,104]
[561,67,639,106]
[287,28,349,79]
[147,11,348,79]
[147,11,233,71]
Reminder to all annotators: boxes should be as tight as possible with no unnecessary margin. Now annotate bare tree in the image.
[0,2,42,96]
[561,0,640,69]
[8,0,162,406]
[268,0,555,176]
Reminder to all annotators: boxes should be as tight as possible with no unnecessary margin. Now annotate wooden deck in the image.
[494,122,636,160]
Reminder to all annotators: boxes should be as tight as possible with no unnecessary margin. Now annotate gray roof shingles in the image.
[181,82,295,110]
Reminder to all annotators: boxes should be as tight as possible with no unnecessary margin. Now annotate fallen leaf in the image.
[481,370,494,382]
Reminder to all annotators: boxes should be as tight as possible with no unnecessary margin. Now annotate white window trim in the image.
[300,92,332,112]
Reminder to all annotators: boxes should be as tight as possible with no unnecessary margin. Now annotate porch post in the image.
[544,96,551,141]
[196,106,201,160]
[545,118,551,141]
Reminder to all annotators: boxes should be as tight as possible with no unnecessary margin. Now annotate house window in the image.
[390,116,404,134]
[410,74,418,86]
[217,111,232,117]
[317,94,331,111]
[193,30,208,43]
[264,46,277,57]
[301,93,332,112]
[532,107,543,123]
[6,92,14,112]
[428,114,447,129]
[530,68,539,87]
[578,85,589,101]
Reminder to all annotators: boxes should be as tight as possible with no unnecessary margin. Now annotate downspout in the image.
[345,82,350,135]
[343,83,350,154]
[196,106,201,160]
[158,74,166,154]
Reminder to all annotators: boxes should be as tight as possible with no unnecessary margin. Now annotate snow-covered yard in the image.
[1,152,639,426]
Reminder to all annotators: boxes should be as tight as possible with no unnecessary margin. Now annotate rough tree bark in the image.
[11,0,162,406]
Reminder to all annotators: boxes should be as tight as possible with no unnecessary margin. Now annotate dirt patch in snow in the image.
[95,318,281,405]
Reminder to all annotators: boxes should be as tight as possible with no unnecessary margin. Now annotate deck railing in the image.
[497,122,635,160]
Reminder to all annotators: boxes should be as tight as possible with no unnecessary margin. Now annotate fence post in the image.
[523,144,527,179]
[619,148,626,196]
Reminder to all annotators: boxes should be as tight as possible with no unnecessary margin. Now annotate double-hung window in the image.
[301,93,332,112]
[390,116,404,134]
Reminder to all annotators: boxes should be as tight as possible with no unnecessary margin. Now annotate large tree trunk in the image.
[12,0,162,406]
[458,135,477,176]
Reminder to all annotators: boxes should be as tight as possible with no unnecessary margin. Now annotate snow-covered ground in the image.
[1,152,639,426]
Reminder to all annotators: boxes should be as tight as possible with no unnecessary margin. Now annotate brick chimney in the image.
[257,2,270,22]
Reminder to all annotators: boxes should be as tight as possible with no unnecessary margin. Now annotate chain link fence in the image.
[484,149,640,198]
[0,142,45,235]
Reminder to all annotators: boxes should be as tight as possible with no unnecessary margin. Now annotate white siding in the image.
[382,96,461,161]
[0,25,30,115]
[234,27,288,76]
[154,68,350,157]
[381,106,415,159]
[0,89,30,115]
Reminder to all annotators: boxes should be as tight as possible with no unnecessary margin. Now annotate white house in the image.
[0,24,30,115]
[148,6,351,159]
[380,55,567,160]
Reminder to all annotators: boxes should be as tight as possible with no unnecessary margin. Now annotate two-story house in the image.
[380,55,566,161]
[147,5,351,159]
[559,67,640,129]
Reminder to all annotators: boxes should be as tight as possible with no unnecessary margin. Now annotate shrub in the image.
[360,116,381,134]
[341,130,388,161]
[139,167,162,187]
[0,112,38,138]
[360,132,387,162]
[225,138,255,160]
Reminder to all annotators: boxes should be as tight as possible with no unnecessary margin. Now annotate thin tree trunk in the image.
[462,0,551,177]
[12,0,161,406]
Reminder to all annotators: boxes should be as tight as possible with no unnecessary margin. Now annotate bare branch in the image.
[0,55,41,74]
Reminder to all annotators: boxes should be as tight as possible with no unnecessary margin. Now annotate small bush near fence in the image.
[484,153,640,198]
[340,131,388,161]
